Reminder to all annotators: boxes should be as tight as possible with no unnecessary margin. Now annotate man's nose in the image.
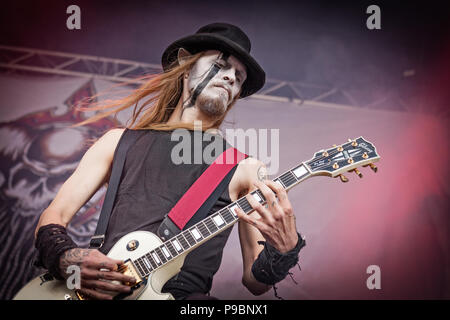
[221,68,236,85]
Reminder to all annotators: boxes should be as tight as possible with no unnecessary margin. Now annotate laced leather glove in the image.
[251,232,306,285]
[34,224,78,280]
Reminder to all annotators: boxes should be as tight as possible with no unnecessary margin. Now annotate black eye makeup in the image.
[213,56,246,83]
[214,58,227,68]
[215,62,227,68]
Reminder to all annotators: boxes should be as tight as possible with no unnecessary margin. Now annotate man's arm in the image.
[235,158,299,295]
[35,128,124,235]
[34,128,136,300]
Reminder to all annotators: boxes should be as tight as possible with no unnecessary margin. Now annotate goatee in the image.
[195,92,228,117]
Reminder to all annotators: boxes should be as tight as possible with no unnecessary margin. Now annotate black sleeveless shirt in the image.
[99,129,236,299]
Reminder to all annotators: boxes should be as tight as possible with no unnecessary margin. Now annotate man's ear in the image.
[177,48,192,66]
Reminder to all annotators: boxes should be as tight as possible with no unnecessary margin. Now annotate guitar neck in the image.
[130,162,313,278]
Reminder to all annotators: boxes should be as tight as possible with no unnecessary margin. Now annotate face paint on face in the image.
[183,50,247,118]
[185,52,229,109]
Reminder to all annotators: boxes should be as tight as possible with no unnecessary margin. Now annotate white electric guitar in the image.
[14,137,380,300]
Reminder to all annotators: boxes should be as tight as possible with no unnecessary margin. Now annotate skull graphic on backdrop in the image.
[0,80,117,299]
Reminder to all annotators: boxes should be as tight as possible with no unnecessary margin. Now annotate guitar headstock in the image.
[305,137,380,182]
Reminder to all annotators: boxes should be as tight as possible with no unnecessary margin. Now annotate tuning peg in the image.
[352,168,363,178]
[339,174,349,183]
[363,163,378,172]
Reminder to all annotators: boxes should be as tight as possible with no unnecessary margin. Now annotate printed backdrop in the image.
[0,74,448,300]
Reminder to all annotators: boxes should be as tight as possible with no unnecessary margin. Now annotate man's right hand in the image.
[59,248,136,300]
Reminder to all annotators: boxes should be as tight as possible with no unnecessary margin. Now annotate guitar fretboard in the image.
[131,163,311,278]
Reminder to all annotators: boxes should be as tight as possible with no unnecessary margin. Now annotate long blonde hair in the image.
[75,51,240,132]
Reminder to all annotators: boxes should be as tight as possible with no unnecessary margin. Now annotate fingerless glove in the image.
[251,232,306,285]
[34,224,77,280]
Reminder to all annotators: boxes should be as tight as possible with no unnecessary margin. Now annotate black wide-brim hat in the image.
[161,22,266,98]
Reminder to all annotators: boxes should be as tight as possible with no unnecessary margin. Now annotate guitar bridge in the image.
[121,259,143,286]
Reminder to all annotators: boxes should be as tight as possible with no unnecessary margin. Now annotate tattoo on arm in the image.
[256,165,269,208]
[257,165,268,181]
[59,248,90,275]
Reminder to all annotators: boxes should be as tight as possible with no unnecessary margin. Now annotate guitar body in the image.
[13,231,185,300]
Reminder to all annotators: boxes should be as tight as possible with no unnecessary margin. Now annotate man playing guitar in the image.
[33,23,305,300]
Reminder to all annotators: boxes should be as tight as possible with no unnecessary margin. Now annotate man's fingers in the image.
[82,268,136,284]
[82,279,131,294]
[264,180,291,209]
[253,180,277,205]
[260,179,294,219]
[235,206,256,226]
[100,271,136,284]
[78,288,113,300]
[246,189,272,219]
[88,256,123,271]
[235,206,268,233]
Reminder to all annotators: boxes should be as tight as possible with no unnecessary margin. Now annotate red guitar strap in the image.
[157,147,248,240]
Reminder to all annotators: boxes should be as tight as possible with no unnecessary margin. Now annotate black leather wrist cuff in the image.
[34,224,77,280]
[251,232,306,285]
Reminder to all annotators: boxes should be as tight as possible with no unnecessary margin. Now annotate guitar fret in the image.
[251,190,264,203]
[255,190,266,202]
[161,245,172,260]
[183,230,196,246]
[142,257,153,271]
[292,164,309,179]
[133,260,142,275]
[274,178,285,188]
[145,253,158,269]
[221,208,235,224]
[132,260,145,278]
[155,247,167,263]
[177,234,190,250]
[279,171,297,187]
[166,241,178,257]
[171,238,183,252]
[190,227,203,240]
[204,217,218,233]
[198,221,210,237]
[217,210,229,225]
[212,213,225,227]
[229,203,241,217]
[135,264,145,276]
[137,258,149,274]
[151,252,162,265]
[237,198,252,213]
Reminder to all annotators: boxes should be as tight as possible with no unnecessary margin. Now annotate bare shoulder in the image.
[102,128,126,142]
[94,128,125,151]
[81,128,126,166]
